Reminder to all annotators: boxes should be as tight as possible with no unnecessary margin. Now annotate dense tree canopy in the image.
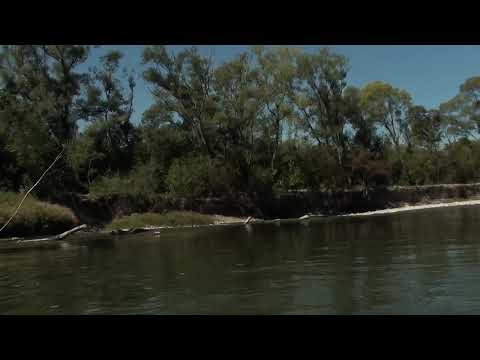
[2,45,480,201]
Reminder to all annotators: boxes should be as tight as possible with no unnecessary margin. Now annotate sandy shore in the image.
[341,199,480,218]
[212,214,248,225]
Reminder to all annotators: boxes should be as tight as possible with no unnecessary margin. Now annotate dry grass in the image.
[106,211,215,231]
[0,192,79,237]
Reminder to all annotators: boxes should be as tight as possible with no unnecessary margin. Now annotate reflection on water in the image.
[2,206,480,314]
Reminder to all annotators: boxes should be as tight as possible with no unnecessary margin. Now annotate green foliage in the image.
[68,117,139,186]
[106,211,214,230]
[296,145,345,190]
[292,48,350,166]
[165,156,209,198]
[444,139,480,183]
[90,163,163,196]
[142,46,217,156]
[251,46,297,176]
[351,147,391,188]
[166,156,235,199]
[440,76,480,140]
[275,158,306,191]
[408,106,443,150]
[402,149,438,185]
[360,81,412,148]
[68,49,139,188]
[0,120,22,191]
[0,45,91,194]
[0,45,90,142]
[76,49,135,125]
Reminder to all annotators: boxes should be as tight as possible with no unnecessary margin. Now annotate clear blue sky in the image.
[82,45,480,124]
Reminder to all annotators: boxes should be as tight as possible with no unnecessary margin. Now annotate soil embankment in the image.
[53,183,480,225]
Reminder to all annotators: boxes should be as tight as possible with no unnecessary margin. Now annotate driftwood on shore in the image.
[244,216,254,224]
[17,224,87,243]
[110,227,150,235]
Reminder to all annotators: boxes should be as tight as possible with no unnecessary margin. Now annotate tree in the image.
[360,81,412,149]
[0,46,90,141]
[68,118,140,186]
[0,45,90,194]
[408,106,443,151]
[212,52,261,186]
[291,48,350,168]
[142,46,217,157]
[406,106,444,184]
[343,86,389,189]
[440,76,480,141]
[69,50,139,185]
[76,50,135,124]
[251,46,297,177]
[136,123,190,192]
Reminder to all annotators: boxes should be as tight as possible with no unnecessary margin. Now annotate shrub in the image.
[301,146,344,191]
[351,147,391,188]
[90,163,164,197]
[165,156,209,198]
[166,156,235,199]
[444,140,480,184]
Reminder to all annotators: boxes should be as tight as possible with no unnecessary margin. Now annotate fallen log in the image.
[18,224,87,243]
[244,216,254,224]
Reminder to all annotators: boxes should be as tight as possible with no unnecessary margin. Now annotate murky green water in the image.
[2,205,480,314]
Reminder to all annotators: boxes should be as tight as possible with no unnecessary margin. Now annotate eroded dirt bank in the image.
[47,183,480,226]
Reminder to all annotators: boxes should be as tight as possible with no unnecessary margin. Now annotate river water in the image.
[2,205,480,314]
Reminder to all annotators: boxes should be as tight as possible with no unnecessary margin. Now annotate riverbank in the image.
[4,183,480,240]
[47,183,480,225]
[101,196,480,237]
[9,197,480,243]
[3,197,480,245]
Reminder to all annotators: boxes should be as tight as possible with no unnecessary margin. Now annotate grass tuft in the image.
[0,192,79,238]
[106,211,214,231]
